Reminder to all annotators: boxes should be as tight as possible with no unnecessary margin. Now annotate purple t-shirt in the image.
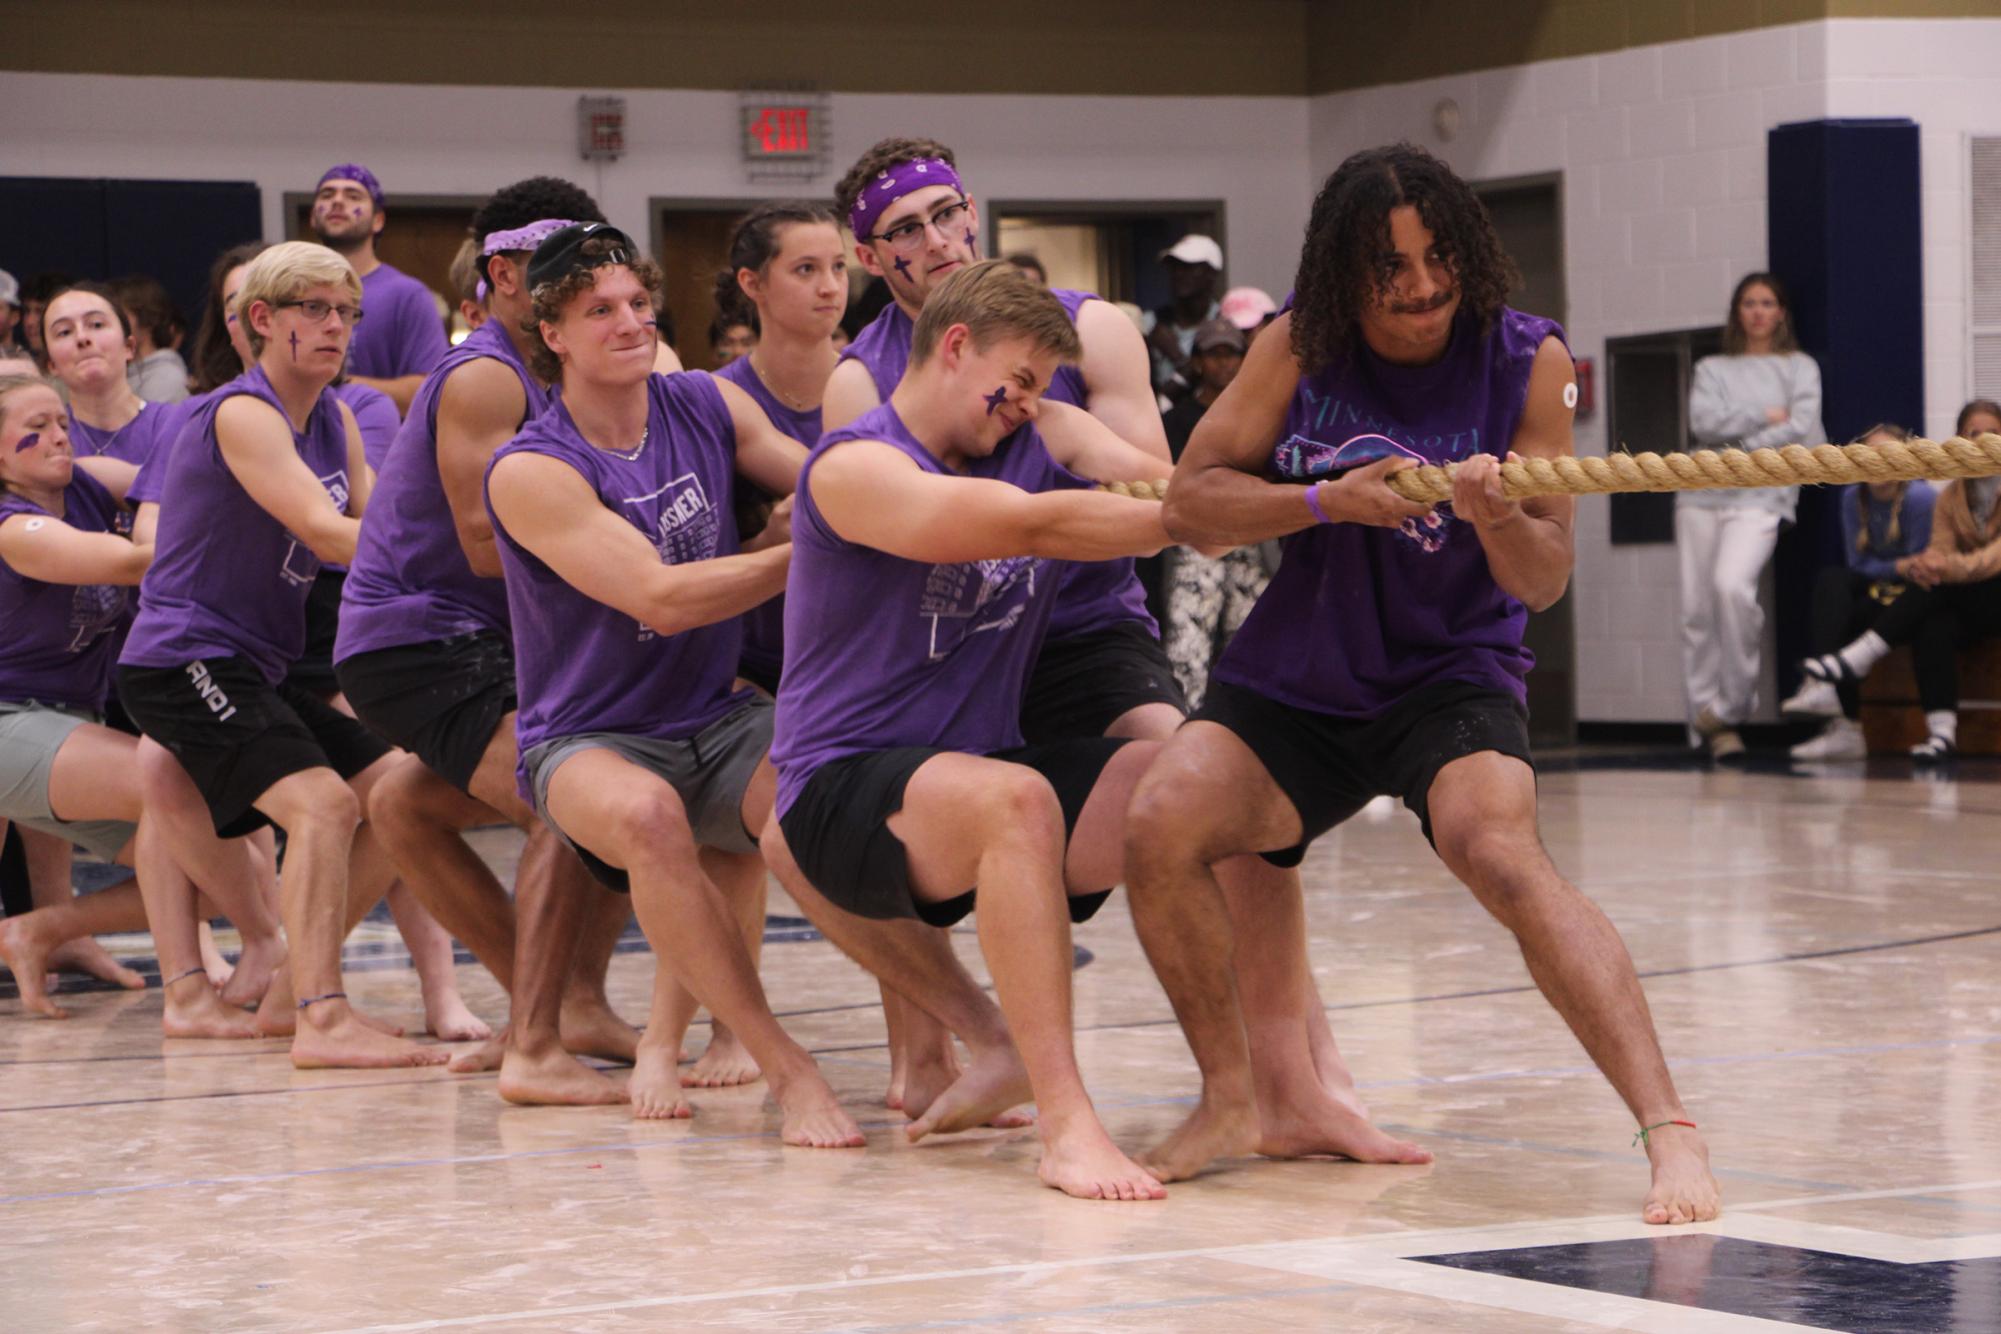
[121,366,354,684]
[1213,307,1563,718]
[770,402,1079,816]
[125,393,209,506]
[713,354,821,684]
[69,399,175,469]
[0,468,130,710]
[346,263,449,381]
[488,372,753,794]
[839,288,1153,644]
[336,323,546,661]
[334,382,400,474]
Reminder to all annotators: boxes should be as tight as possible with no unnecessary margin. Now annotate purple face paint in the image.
[289,330,301,361]
[964,229,978,254]
[892,255,912,281]
[14,432,40,454]
[983,386,1008,415]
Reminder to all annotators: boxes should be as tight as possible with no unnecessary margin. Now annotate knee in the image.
[979,767,1064,850]
[1123,768,1219,877]
[602,790,696,866]
[1437,822,1546,909]
[365,759,430,831]
[290,775,362,836]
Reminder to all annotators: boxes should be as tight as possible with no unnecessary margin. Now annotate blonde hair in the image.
[910,260,1081,368]
[448,236,483,308]
[0,372,54,433]
[238,241,363,357]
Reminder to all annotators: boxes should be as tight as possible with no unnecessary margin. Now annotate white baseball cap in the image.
[0,269,18,308]
[1159,235,1223,270]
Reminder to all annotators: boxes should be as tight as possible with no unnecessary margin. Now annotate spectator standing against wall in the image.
[1142,234,1222,404]
[112,276,190,403]
[1680,272,1822,761]
[1781,424,1935,761]
[309,163,448,414]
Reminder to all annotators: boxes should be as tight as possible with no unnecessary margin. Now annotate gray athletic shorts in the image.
[521,700,772,893]
[0,702,137,862]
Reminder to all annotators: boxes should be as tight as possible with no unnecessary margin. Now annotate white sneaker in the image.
[1790,718,1867,761]
[1780,678,1842,720]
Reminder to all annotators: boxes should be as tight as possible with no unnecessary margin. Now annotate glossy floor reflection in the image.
[4,760,1999,1331]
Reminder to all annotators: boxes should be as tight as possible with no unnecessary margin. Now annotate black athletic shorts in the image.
[1019,620,1187,744]
[337,632,516,794]
[1194,676,1534,864]
[779,737,1129,927]
[117,656,392,838]
[285,567,347,697]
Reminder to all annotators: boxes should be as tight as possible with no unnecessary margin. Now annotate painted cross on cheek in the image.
[892,255,912,281]
[13,432,39,454]
[963,229,978,254]
[983,386,1008,415]
[289,331,301,361]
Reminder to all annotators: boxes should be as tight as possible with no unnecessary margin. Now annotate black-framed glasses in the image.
[277,299,365,326]
[872,199,973,254]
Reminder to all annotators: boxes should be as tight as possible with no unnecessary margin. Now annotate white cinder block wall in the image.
[1309,18,2001,724]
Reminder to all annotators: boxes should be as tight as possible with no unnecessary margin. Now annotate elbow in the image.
[1521,579,1569,615]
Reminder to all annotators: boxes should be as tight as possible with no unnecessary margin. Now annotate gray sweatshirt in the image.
[1681,351,1823,521]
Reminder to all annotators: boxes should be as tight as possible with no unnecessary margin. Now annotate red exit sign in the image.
[744,103,817,159]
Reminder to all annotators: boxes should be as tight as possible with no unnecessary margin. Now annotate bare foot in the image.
[162,977,260,1039]
[897,1045,960,1123]
[1039,1117,1167,1201]
[500,1041,627,1107]
[769,1065,865,1148]
[448,1027,508,1075]
[1257,1084,1431,1166]
[559,995,639,1063]
[907,1049,1036,1142]
[352,1004,408,1038]
[628,1042,692,1119]
[1140,1096,1260,1184]
[46,937,146,990]
[1642,1123,1721,1225]
[290,1004,449,1069]
[198,921,235,989]
[0,914,67,1018]
[1307,1011,1369,1120]
[682,1026,761,1088]
[219,931,285,1008]
[422,990,493,1043]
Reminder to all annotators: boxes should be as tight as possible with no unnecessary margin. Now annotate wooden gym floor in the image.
[4,753,1999,1332]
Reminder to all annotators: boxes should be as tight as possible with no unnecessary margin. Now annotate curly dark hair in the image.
[471,177,607,286]
[711,200,840,334]
[1290,143,1517,374]
[834,136,958,226]
[522,237,665,382]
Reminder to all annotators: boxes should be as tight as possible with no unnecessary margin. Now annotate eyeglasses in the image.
[871,199,973,254]
[276,299,365,326]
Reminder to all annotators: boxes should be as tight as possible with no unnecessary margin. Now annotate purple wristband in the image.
[1303,482,1332,524]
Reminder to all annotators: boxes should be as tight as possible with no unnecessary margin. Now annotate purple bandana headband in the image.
[477,218,581,299]
[848,158,965,241]
[317,163,384,209]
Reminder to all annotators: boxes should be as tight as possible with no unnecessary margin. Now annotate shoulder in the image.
[441,355,530,417]
[214,389,288,436]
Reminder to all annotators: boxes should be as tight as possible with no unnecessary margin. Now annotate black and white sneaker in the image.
[1910,734,1957,765]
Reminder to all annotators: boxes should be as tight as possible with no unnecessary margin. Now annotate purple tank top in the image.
[126,393,208,506]
[770,402,1079,815]
[69,399,173,468]
[0,468,130,710]
[335,323,548,661]
[840,289,1153,644]
[1214,307,1563,718]
[334,382,400,474]
[121,366,353,684]
[489,372,752,791]
[713,354,821,684]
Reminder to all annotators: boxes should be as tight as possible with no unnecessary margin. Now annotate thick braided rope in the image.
[1098,478,1170,501]
[1380,433,2001,504]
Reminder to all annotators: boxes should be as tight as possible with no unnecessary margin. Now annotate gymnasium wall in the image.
[1309,17,2001,724]
[0,76,1314,304]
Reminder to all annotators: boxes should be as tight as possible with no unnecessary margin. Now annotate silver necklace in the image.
[603,424,650,461]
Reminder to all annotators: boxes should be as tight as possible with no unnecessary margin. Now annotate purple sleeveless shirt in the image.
[838,288,1153,643]
[770,403,1080,816]
[713,354,820,684]
[0,468,130,710]
[336,323,547,661]
[69,399,175,468]
[126,393,209,507]
[334,382,400,474]
[121,367,353,684]
[1213,308,1563,718]
[488,372,753,793]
